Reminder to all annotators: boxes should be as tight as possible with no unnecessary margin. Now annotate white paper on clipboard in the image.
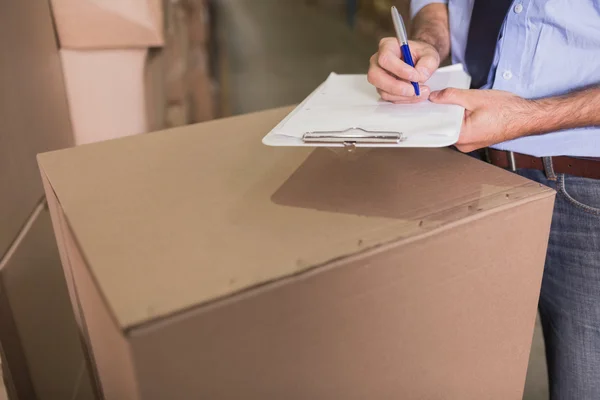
[262,64,471,148]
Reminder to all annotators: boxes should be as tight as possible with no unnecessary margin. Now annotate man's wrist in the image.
[411,4,450,60]
[412,34,445,57]
[507,99,545,139]
[516,86,600,138]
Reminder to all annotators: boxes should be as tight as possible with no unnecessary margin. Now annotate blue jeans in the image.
[516,168,600,399]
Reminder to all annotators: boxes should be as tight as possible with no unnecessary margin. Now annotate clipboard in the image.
[303,127,404,147]
[262,64,471,148]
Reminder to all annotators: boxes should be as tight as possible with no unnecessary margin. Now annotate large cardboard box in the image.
[0,0,73,259]
[38,107,555,399]
[49,0,164,49]
[0,202,96,400]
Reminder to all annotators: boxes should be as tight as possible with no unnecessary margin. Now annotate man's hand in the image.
[368,38,441,103]
[429,88,536,153]
[367,4,450,104]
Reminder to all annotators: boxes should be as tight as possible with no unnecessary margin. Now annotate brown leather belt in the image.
[487,149,600,180]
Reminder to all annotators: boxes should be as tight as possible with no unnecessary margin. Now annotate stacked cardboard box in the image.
[51,0,218,145]
[50,0,164,145]
[0,1,95,398]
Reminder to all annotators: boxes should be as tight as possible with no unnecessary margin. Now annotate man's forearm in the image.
[411,4,451,60]
[520,86,600,137]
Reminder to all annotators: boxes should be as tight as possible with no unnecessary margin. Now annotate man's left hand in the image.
[429,88,535,153]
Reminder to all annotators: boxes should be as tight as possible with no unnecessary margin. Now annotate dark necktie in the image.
[464,0,514,89]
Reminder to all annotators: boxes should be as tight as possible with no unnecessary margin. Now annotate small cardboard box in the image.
[49,0,164,49]
[38,107,555,399]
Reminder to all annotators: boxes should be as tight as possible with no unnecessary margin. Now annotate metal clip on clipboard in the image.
[302,127,405,149]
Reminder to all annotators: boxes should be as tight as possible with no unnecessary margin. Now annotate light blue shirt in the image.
[410,0,600,157]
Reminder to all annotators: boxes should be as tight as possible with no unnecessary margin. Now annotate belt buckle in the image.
[507,151,516,172]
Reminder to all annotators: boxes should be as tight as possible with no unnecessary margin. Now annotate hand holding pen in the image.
[367,7,441,103]
[391,6,420,96]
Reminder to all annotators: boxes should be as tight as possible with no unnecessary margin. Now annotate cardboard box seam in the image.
[127,185,556,335]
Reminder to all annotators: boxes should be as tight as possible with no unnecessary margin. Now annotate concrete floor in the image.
[526,318,550,399]
[216,1,549,399]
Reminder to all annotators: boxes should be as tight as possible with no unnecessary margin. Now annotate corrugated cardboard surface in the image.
[49,0,164,49]
[0,0,73,259]
[39,107,555,399]
[0,202,95,400]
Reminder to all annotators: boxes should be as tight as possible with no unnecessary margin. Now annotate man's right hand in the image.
[368,37,441,103]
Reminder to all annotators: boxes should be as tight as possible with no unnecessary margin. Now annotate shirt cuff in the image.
[410,0,449,19]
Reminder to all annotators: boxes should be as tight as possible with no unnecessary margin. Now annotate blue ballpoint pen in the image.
[391,6,420,96]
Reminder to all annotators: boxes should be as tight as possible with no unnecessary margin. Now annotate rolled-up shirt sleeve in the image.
[410,0,448,19]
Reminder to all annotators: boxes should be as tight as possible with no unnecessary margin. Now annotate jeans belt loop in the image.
[543,157,558,181]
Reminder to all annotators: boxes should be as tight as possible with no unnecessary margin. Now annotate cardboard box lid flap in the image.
[37,107,554,330]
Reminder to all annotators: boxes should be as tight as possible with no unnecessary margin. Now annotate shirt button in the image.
[514,3,523,13]
[503,70,513,80]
